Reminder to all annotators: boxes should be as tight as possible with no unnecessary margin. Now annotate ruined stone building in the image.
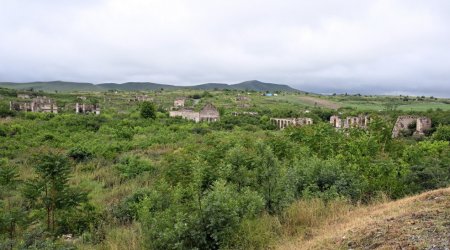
[416,117,432,134]
[75,103,101,115]
[330,115,370,129]
[130,95,153,102]
[169,103,220,123]
[170,109,200,122]
[17,94,31,99]
[174,98,185,108]
[271,117,313,129]
[10,96,58,113]
[236,95,251,101]
[199,103,220,122]
[392,116,431,138]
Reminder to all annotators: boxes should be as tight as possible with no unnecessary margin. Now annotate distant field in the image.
[269,94,450,112]
[271,95,341,109]
[338,100,450,111]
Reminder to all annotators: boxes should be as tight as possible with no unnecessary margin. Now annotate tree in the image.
[0,159,26,250]
[255,143,281,213]
[140,101,156,119]
[24,153,87,233]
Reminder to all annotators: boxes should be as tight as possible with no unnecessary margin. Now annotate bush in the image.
[56,203,102,236]
[67,146,93,162]
[0,105,15,118]
[0,124,23,137]
[113,189,151,224]
[42,133,56,141]
[433,125,450,142]
[140,102,156,119]
[115,155,153,179]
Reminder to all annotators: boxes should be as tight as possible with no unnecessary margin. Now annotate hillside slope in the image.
[98,82,177,90]
[187,80,299,92]
[279,187,450,249]
[0,80,300,92]
[0,81,101,92]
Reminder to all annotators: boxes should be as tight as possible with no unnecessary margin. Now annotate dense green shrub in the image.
[140,101,156,119]
[112,189,151,224]
[67,146,93,162]
[115,155,153,180]
[433,125,450,141]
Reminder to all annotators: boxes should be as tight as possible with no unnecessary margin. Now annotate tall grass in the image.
[77,224,142,250]
[280,198,353,238]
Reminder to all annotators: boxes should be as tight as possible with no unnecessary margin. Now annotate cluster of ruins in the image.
[10,95,101,115]
[392,116,431,138]
[75,103,101,115]
[329,115,370,129]
[10,96,58,113]
[6,93,434,138]
[329,114,432,138]
[271,117,313,129]
[169,102,220,122]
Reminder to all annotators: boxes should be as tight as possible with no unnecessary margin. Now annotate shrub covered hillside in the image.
[0,89,450,249]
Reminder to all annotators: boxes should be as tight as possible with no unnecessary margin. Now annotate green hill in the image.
[0,80,301,93]
[190,80,300,92]
[0,81,100,92]
[98,82,178,91]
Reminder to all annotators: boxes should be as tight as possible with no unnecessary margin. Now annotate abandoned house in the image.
[236,95,251,101]
[174,98,185,108]
[271,117,313,129]
[75,103,101,115]
[137,95,153,102]
[392,116,431,138]
[199,103,220,122]
[17,94,31,99]
[330,115,370,129]
[10,96,58,113]
[169,103,220,122]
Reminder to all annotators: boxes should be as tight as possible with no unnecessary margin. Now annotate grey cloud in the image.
[0,0,450,96]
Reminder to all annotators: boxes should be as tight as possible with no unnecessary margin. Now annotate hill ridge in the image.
[0,80,300,92]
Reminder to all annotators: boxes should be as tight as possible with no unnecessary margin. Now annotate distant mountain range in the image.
[0,80,300,93]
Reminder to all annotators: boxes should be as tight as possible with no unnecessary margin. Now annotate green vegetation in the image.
[0,87,449,249]
[139,101,156,119]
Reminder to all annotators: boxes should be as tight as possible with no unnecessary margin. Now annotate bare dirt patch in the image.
[278,188,450,250]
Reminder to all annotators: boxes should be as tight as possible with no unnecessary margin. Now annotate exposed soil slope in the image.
[279,187,450,250]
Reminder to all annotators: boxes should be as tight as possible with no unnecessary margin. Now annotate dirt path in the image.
[297,96,341,110]
[278,187,450,249]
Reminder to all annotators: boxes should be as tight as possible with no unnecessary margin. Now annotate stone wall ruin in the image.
[76,103,101,115]
[271,117,313,129]
[330,115,370,129]
[392,116,431,138]
[169,103,220,123]
[10,96,58,113]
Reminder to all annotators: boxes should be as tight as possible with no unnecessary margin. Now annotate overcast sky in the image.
[1,0,450,96]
